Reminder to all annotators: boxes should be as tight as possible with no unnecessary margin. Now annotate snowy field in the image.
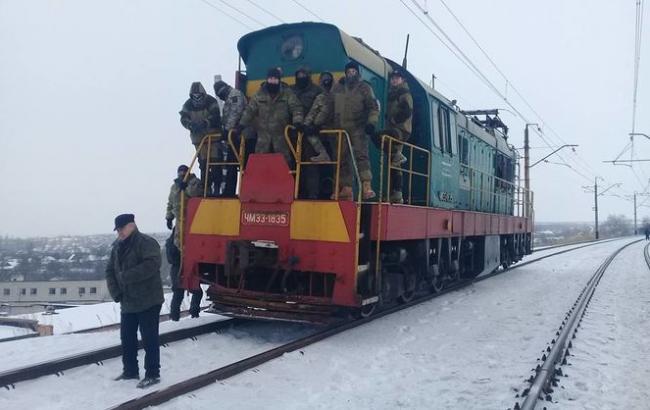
[548,240,650,409]
[155,238,640,410]
[0,326,34,340]
[11,286,211,335]
[0,238,645,409]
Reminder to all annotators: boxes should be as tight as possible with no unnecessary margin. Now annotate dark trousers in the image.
[120,304,162,378]
[170,287,203,316]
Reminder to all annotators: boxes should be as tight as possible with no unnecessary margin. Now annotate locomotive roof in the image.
[238,22,514,157]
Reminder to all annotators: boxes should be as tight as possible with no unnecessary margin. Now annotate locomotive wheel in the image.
[398,265,417,304]
[430,273,444,294]
[359,302,377,318]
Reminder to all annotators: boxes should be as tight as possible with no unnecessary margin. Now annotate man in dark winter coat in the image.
[106,214,164,389]
[179,82,222,195]
[214,79,247,196]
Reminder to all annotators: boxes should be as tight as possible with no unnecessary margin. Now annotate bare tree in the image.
[600,214,632,238]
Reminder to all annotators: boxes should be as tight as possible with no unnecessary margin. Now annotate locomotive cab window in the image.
[280,34,304,60]
[438,106,452,154]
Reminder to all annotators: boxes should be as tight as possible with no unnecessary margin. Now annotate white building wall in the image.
[0,280,110,304]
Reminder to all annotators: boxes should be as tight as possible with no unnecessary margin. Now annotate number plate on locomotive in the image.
[241,211,289,227]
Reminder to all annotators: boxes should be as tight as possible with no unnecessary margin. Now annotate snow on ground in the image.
[0,314,229,373]
[154,238,636,410]
[14,286,211,334]
[0,320,316,410]
[547,240,650,409]
[0,238,640,410]
[0,326,34,340]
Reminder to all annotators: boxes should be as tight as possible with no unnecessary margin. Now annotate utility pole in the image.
[524,123,539,218]
[634,192,638,235]
[594,178,599,240]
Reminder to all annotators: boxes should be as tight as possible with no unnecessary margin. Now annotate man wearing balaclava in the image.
[214,79,247,196]
[333,61,379,200]
[291,67,325,198]
[179,82,222,195]
[304,71,335,163]
[237,68,303,165]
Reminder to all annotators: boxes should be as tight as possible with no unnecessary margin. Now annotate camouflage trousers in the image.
[374,128,411,192]
[340,127,372,188]
[254,132,293,166]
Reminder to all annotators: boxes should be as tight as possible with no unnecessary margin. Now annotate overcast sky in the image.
[0,0,648,237]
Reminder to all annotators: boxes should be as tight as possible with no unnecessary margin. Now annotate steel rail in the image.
[644,241,650,268]
[532,236,620,253]
[70,309,195,335]
[515,239,642,410]
[0,318,242,389]
[108,238,626,410]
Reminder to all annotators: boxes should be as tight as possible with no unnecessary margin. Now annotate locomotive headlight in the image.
[281,35,304,60]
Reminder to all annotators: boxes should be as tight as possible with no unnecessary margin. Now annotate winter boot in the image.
[332,186,353,201]
[114,373,139,381]
[362,181,376,200]
[308,136,331,162]
[391,150,407,166]
[390,190,404,204]
[136,377,160,389]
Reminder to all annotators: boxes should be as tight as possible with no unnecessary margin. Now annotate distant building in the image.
[0,280,110,305]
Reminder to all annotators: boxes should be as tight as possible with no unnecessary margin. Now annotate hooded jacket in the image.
[179,82,222,145]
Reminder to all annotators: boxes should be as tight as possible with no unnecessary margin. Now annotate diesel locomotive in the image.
[179,22,534,323]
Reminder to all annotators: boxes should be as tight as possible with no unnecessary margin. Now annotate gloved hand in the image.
[305,124,317,136]
[294,123,305,134]
[166,218,173,230]
[177,180,188,190]
[232,124,243,138]
[365,123,376,135]
[114,294,122,303]
[190,119,207,133]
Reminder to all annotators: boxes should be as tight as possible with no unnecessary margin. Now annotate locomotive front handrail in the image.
[379,134,432,206]
[292,128,362,202]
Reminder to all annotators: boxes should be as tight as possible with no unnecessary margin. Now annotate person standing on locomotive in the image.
[179,82,222,196]
[304,71,334,163]
[236,68,304,166]
[213,79,246,197]
[333,61,379,200]
[380,68,413,204]
[165,164,203,320]
[291,67,326,198]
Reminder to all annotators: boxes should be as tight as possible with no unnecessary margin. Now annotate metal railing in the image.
[459,163,533,218]
[178,131,245,250]
[284,125,362,202]
[378,134,431,205]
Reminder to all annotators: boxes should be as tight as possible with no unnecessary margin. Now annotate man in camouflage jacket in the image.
[238,68,303,165]
[333,61,379,200]
[214,80,247,197]
[179,82,222,195]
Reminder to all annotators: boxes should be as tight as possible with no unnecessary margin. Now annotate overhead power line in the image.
[197,0,256,30]
[214,0,265,27]
[435,0,603,183]
[290,0,325,22]
[404,0,592,183]
[246,0,286,24]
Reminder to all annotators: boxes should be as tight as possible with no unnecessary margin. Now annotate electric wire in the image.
[197,0,256,30]
[214,0,266,27]
[290,0,325,22]
[246,0,286,24]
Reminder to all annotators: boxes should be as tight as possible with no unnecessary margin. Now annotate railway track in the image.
[512,238,642,410]
[107,238,632,410]
[0,237,629,405]
[0,318,242,389]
